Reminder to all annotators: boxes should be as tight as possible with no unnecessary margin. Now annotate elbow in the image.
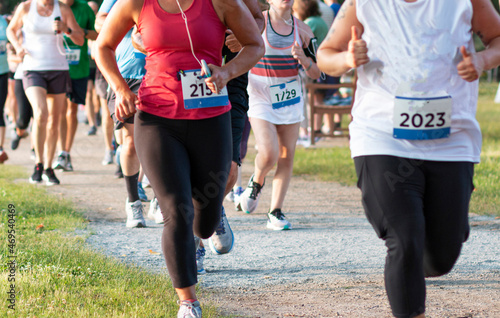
[256,40,265,60]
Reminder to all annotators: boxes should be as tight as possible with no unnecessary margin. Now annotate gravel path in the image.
[8,123,500,317]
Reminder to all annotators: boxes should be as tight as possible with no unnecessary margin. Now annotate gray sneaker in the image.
[177,300,202,318]
[52,153,67,170]
[125,199,146,228]
[208,206,234,254]
[239,175,264,214]
[101,149,114,165]
[196,247,206,275]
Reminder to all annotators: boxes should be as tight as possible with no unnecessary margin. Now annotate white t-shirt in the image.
[351,0,481,163]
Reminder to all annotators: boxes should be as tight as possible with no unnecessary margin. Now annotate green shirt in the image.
[65,0,96,79]
[304,16,329,45]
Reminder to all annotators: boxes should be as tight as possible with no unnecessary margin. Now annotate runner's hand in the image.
[457,46,484,82]
[114,89,138,123]
[204,63,228,95]
[346,26,369,68]
[291,41,307,66]
[225,30,242,53]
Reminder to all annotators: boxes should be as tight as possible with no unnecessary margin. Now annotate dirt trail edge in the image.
[8,124,500,318]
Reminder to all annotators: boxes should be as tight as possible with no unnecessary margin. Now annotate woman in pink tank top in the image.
[95,0,264,316]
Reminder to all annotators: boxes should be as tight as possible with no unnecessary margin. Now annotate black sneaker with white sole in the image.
[42,168,60,186]
[29,163,44,184]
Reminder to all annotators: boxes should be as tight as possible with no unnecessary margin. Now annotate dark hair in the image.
[295,0,321,20]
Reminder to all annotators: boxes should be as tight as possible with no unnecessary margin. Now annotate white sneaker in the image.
[225,189,234,202]
[239,175,264,214]
[177,300,202,318]
[125,199,146,228]
[196,247,206,275]
[147,197,164,224]
[266,209,292,230]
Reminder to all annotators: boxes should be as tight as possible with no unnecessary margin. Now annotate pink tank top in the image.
[137,0,230,119]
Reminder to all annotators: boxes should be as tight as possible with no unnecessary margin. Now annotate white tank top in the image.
[351,0,481,162]
[22,0,68,71]
[247,11,304,125]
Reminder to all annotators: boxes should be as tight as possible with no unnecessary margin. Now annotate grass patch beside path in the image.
[0,165,221,317]
[292,81,500,216]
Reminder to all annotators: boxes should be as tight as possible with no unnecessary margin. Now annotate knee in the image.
[34,110,48,125]
[257,149,279,167]
[122,136,137,157]
[424,246,461,277]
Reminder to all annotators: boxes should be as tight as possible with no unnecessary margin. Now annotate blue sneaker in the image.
[138,182,148,202]
[208,206,234,254]
[196,247,206,275]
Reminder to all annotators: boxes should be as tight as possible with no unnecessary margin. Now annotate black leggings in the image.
[15,79,33,130]
[354,155,473,318]
[134,110,232,288]
[0,73,8,127]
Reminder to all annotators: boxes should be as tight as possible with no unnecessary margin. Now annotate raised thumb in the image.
[351,26,359,41]
[460,46,470,59]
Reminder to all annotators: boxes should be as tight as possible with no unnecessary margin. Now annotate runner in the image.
[317,0,500,317]
[6,0,83,185]
[53,0,97,172]
[95,0,264,316]
[95,0,148,228]
[205,0,265,257]
[239,0,321,230]
[0,14,9,163]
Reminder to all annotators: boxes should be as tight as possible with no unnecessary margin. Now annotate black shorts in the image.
[107,78,142,130]
[227,77,249,165]
[67,77,89,105]
[89,67,96,83]
[23,70,70,95]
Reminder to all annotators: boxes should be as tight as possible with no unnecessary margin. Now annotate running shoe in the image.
[147,197,164,224]
[29,163,44,184]
[266,208,292,231]
[239,175,264,214]
[142,174,151,188]
[115,164,124,179]
[0,151,8,163]
[65,154,74,172]
[177,300,202,318]
[102,149,114,165]
[125,199,146,228]
[225,188,234,202]
[87,126,97,136]
[138,182,148,202]
[233,186,244,211]
[10,131,28,150]
[208,206,234,254]
[196,246,206,275]
[42,168,60,186]
[53,153,67,170]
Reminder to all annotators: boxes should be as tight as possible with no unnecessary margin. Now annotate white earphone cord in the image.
[175,0,202,69]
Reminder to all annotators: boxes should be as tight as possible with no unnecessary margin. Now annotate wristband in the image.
[305,59,312,71]
[65,27,72,35]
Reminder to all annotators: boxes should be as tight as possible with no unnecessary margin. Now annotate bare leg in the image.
[249,118,280,186]
[58,98,69,154]
[102,98,114,151]
[175,285,196,301]
[269,123,300,211]
[45,94,66,165]
[64,101,79,152]
[25,87,49,164]
[120,123,140,176]
[85,79,96,128]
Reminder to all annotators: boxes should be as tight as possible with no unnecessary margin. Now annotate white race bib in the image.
[393,96,452,140]
[270,79,301,109]
[181,69,229,110]
[65,48,81,65]
[0,40,6,55]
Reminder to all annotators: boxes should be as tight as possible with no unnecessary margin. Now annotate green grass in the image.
[292,80,500,216]
[0,165,222,317]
